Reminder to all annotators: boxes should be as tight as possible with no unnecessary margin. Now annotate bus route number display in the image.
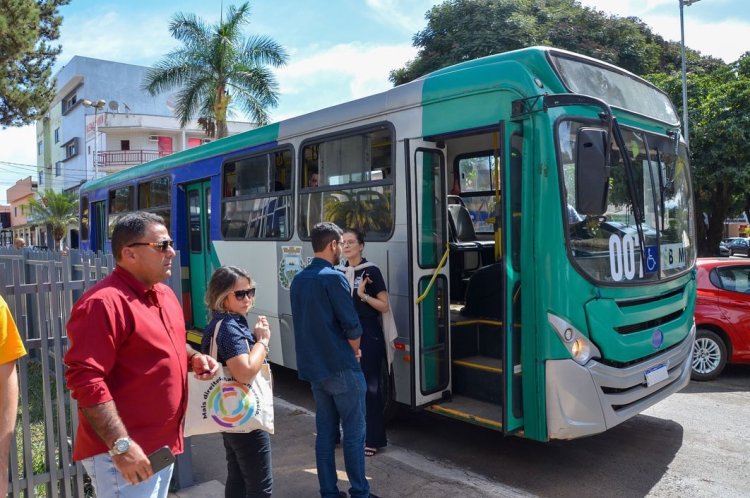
[608,234,686,281]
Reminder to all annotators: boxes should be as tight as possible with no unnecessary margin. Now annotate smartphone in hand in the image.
[148,446,175,473]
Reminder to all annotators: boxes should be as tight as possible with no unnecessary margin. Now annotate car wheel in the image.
[691,328,727,381]
[729,249,734,256]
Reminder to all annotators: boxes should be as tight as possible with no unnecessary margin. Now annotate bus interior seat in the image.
[447,203,495,301]
[447,194,465,206]
[461,262,503,321]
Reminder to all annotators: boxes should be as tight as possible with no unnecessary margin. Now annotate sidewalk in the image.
[169,398,530,498]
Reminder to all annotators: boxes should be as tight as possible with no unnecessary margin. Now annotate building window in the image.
[121,140,130,151]
[54,128,60,143]
[62,92,78,114]
[61,137,79,160]
[37,141,43,155]
[55,161,62,177]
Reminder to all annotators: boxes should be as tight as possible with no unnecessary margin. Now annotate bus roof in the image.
[80,46,676,193]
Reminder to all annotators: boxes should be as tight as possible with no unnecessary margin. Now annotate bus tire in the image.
[691,328,727,381]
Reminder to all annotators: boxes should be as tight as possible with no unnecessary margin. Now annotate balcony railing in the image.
[97,149,173,168]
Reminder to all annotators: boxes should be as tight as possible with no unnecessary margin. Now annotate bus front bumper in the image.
[545,323,695,440]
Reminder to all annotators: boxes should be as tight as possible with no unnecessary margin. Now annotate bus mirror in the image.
[575,128,609,216]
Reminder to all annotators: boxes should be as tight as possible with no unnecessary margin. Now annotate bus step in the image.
[187,329,203,347]
[452,355,503,405]
[427,394,503,431]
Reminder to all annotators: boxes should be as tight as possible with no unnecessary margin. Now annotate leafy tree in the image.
[389,0,705,85]
[26,189,78,250]
[143,1,288,138]
[0,0,70,127]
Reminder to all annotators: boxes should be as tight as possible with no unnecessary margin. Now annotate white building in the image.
[36,56,254,193]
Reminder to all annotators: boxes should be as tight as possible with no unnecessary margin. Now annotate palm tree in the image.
[26,190,79,250]
[143,2,288,138]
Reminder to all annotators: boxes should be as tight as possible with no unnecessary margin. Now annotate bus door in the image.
[503,125,525,435]
[90,201,106,252]
[186,181,212,330]
[406,139,451,407]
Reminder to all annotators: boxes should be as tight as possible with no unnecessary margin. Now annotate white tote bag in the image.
[184,320,274,436]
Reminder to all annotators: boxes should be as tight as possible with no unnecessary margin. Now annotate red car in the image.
[693,258,750,380]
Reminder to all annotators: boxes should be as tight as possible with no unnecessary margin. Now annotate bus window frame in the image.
[220,145,295,241]
[297,121,396,241]
[80,195,90,241]
[107,185,135,239]
[138,175,172,231]
[453,149,502,236]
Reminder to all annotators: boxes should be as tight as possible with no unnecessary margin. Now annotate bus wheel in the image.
[380,357,398,422]
[691,328,727,381]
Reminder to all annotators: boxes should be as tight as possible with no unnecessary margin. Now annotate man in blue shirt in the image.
[290,222,377,498]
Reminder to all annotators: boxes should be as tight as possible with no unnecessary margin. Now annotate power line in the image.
[0,161,92,174]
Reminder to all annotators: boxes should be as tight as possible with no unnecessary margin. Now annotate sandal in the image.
[364,447,378,457]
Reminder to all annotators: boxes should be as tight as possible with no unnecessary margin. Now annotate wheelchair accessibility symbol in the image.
[645,246,658,273]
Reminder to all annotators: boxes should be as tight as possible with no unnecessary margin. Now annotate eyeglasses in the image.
[127,240,174,252]
[233,288,256,300]
[341,240,359,247]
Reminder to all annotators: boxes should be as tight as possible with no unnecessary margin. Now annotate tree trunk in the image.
[701,182,731,256]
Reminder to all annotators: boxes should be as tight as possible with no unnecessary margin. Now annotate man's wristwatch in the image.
[109,436,133,456]
[361,294,369,303]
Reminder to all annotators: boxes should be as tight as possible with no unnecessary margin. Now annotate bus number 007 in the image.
[609,234,643,282]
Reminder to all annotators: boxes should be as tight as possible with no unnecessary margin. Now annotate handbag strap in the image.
[210,317,255,364]
[209,319,223,360]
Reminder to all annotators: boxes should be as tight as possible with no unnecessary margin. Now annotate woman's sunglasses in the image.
[233,288,256,300]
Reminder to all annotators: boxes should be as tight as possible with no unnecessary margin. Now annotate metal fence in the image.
[1,248,189,497]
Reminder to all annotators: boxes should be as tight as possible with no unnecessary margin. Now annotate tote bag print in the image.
[186,363,273,436]
[185,320,274,436]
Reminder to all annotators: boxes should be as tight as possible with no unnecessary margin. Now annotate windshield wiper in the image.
[611,118,647,269]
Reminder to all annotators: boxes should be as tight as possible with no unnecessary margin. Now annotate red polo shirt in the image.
[64,266,188,460]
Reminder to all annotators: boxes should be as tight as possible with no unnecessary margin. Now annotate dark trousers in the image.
[222,430,273,498]
[360,317,387,448]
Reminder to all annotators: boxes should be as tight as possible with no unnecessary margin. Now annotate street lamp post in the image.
[82,99,106,179]
[679,0,701,148]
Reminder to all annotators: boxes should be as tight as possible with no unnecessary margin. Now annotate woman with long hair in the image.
[202,266,272,497]
[341,228,390,457]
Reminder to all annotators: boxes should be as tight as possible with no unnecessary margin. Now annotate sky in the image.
[0,0,748,203]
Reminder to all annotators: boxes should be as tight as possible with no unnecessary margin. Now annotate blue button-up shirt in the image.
[290,257,363,382]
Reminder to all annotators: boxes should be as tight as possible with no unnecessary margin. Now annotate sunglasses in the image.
[233,288,256,300]
[127,240,174,252]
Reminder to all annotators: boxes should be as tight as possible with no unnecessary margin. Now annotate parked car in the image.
[718,241,730,257]
[692,258,750,380]
[723,237,750,256]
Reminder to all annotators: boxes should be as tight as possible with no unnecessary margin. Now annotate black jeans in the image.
[222,430,273,498]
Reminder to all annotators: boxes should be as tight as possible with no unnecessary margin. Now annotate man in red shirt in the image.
[65,211,218,497]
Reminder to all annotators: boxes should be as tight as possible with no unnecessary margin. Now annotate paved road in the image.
[268,363,750,497]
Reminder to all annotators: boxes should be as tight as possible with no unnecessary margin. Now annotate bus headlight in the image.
[547,313,601,365]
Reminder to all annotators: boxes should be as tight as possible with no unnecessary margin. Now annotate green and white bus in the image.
[79,46,696,441]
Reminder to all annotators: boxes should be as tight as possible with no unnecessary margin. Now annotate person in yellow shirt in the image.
[0,295,26,497]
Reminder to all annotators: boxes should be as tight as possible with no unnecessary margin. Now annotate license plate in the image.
[645,363,669,387]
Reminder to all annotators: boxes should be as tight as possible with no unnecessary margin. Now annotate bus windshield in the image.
[559,120,695,283]
[549,52,679,125]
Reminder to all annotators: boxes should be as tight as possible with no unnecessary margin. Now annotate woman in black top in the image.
[341,228,390,457]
